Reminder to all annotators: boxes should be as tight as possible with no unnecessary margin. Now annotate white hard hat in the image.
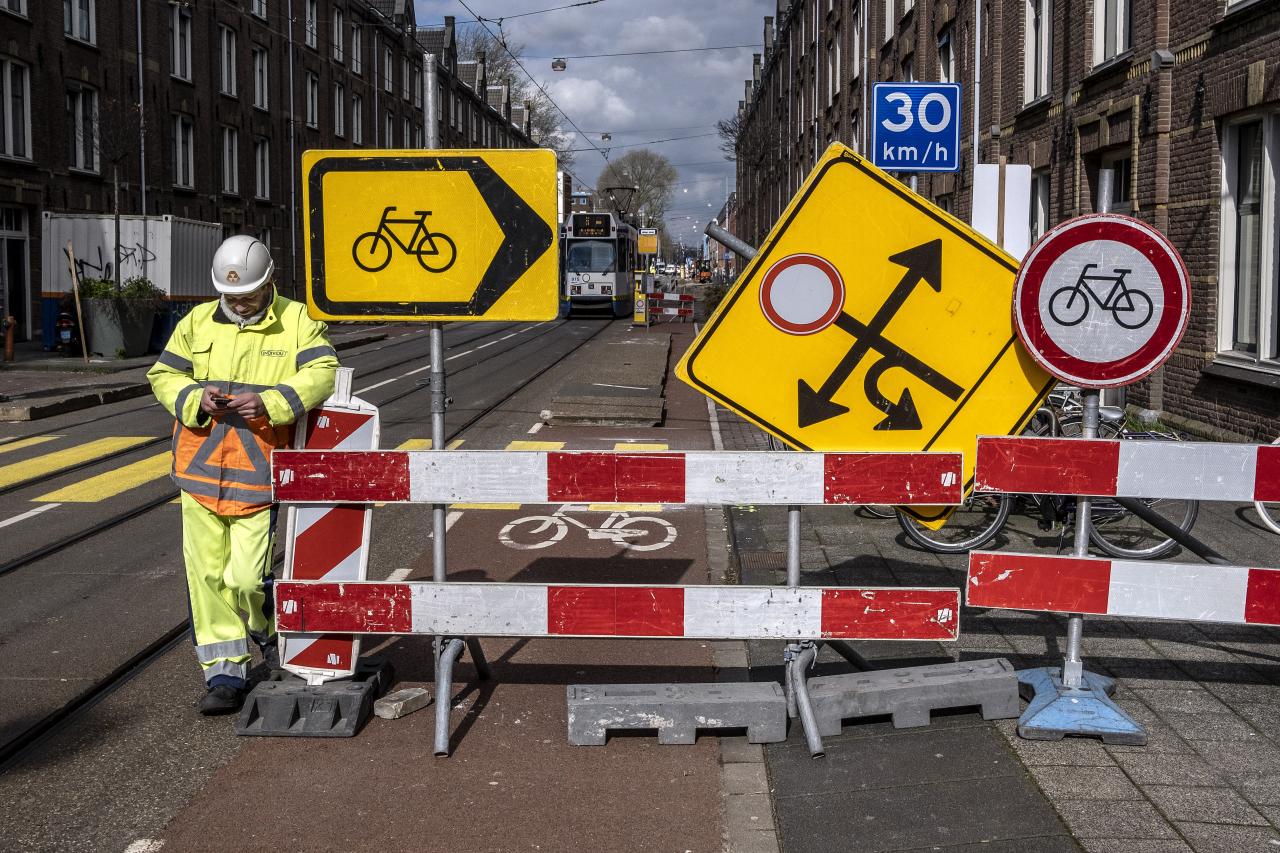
[211,235,274,295]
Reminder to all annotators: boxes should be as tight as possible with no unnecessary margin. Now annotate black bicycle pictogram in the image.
[352,206,457,273]
[1048,263,1153,330]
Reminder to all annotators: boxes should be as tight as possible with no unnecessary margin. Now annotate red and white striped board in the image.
[967,551,1280,627]
[272,450,963,506]
[648,294,695,317]
[279,369,379,684]
[277,581,961,641]
[974,436,1280,502]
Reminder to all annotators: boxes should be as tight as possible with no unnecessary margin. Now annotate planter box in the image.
[82,297,155,358]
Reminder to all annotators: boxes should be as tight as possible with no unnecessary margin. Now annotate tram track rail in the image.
[0,319,610,771]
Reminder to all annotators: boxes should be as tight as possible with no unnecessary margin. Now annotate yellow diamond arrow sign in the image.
[677,144,1054,523]
[303,148,558,322]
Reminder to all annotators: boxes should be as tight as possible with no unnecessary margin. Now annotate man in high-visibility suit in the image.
[148,235,337,715]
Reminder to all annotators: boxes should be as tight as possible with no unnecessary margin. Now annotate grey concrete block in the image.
[373,686,431,720]
[235,680,375,737]
[566,682,786,746]
[805,658,1020,735]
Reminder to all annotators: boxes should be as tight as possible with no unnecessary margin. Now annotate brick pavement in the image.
[713,402,1280,853]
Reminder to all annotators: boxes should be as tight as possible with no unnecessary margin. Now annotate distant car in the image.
[663,264,677,276]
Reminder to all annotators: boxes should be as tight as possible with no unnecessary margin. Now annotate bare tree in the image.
[716,112,743,161]
[596,150,677,229]
[86,94,144,293]
[455,27,576,169]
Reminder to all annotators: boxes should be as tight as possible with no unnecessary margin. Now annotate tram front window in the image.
[567,240,616,273]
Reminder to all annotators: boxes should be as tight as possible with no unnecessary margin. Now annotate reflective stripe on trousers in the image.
[180,492,277,686]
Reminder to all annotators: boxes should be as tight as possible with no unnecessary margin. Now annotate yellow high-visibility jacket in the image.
[147,291,338,516]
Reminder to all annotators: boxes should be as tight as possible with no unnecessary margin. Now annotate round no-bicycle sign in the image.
[1014,214,1190,388]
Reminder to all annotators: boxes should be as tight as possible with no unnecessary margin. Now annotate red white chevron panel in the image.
[967,551,1280,627]
[272,450,963,506]
[974,436,1280,501]
[279,387,379,682]
[276,581,961,641]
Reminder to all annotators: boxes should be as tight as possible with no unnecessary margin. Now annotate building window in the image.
[1220,118,1277,363]
[334,84,345,137]
[4,1,27,16]
[1030,170,1050,240]
[351,25,362,75]
[0,56,30,160]
[935,193,954,214]
[385,111,394,146]
[170,7,192,81]
[883,0,894,43]
[306,73,319,128]
[352,93,363,144]
[254,137,269,199]
[402,57,411,101]
[1024,0,1051,103]
[938,27,954,83]
[65,86,97,172]
[222,127,239,195]
[332,6,344,62]
[219,26,237,97]
[64,0,95,44]
[252,47,268,109]
[414,72,423,109]
[1099,152,1131,213]
[404,117,412,148]
[1093,0,1129,65]
[902,54,914,82]
[172,114,193,188]
[251,0,267,19]
[305,0,318,49]
[384,47,393,93]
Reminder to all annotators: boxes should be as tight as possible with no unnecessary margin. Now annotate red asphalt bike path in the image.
[157,323,730,853]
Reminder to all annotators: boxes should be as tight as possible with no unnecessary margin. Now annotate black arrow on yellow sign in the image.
[797,240,965,429]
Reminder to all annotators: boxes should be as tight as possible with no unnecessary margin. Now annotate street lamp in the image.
[551,57,567,71]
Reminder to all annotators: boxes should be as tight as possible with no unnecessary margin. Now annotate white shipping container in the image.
[42,213,222,298]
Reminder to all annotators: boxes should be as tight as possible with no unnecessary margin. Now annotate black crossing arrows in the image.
[797,240,965,429]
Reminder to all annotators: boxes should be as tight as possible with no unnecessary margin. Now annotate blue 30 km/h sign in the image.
[872,83,962,173]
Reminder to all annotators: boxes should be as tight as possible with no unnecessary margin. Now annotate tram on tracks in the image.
[561,211,638,318]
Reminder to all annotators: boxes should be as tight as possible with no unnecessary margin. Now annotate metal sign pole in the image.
[1061,388,1098,689]
[429,321,490,756]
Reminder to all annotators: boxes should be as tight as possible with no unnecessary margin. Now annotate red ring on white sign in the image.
[759,254,845,335]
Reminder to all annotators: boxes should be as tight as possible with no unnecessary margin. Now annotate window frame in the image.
[172,113,194,189]
[385,110,394,146]
[1217,115,1280,367]
[170,6,192,82]
[1092,0,1130,67]
[938,25,954,83]
[384,47,394,93]
[334,83,345,138]
[1030,169,1051,240]
[64,0,96,45]
[352,93,363,145]
[219,25,238,97]
[251,0,267,20]
[305,0,318,49]
[221,126,239,195]
[351,24,363,75]
[332,6,344,63]
[1024,0,1052,103]
[305,72,319,129]
[65,84,98,173]
[254,137,270,200]
[252,46,269,110]
[1099,150,1132,214]
[4,1,28,18]
[0,55,32,161]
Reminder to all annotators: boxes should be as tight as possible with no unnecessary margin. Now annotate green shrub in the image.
[77,275,164,304]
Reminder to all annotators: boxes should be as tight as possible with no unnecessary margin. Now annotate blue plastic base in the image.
[1016,667,1147,745]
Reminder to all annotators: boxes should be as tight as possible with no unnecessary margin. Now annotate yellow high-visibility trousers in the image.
[180,492,277,686]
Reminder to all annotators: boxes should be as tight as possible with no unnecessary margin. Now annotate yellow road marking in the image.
[0,436,153,489]
[396,438,433,450]
[612,442,669,452]
[0,435,61,456]
[34,452,172,502]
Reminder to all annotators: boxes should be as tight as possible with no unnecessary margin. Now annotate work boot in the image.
[261,640,281,673]
[197,684,245,716]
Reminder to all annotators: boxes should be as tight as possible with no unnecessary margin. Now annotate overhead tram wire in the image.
[529,43,763,60]
[456,0,612,169]
[567,132,719,153]
[458,0,607,25]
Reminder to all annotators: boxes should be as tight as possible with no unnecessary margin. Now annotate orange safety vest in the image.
[172,406,293,516]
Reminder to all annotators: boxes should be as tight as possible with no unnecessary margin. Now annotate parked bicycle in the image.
[352,206,457,273]
[896,400,1199,559]
[1049,263,1153,330]
[498,505,678,552]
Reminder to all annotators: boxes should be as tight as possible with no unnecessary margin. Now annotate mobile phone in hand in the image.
[211,394,232,408]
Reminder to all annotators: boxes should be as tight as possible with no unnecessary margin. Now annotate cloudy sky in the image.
[412,0,772,247]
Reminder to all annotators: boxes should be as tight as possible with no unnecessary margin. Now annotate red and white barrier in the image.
[279,372,379,684]
[277,580,961,641]
[648,293,695,317]
[975,436,1280,501]
[272,449,963,506]
[967,551,1280,627]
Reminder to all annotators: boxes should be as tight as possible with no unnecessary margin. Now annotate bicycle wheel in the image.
[1088,496,1199,559]
[1056,414,1123,439]
[896,494,1012,554]
[1113,289,1154,330]
[1049,286,1088,326]
[862,505,897,519]
[1256,501,1280,535]
[352,232,392,272]
[614,517,678,552]
[498,516,567,550]
[417,233,457,273]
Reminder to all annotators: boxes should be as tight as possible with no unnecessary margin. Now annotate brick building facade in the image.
[0,1,533,346]
[733,0,1280,441]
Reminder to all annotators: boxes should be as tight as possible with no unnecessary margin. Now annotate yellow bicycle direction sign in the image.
[677,143,1054,523]
[302,148,558,322]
